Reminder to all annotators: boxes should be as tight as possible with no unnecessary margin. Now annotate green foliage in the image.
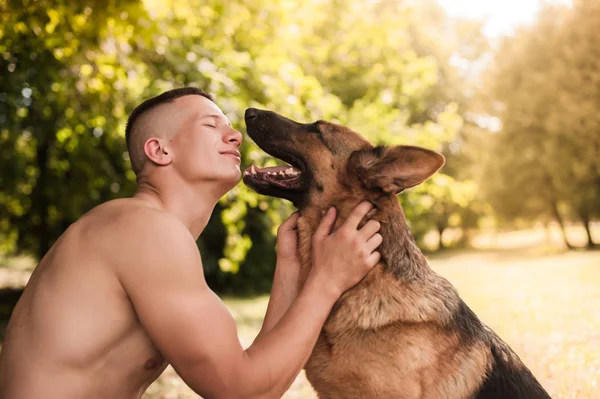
[0,0,140,258]
[0,0,490,292]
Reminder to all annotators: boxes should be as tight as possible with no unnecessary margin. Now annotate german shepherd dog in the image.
[242,108,551,399]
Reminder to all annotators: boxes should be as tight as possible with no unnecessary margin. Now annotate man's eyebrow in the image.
[200,114,232,127]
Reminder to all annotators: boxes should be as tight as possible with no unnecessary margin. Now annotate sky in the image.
[437,0,573,38]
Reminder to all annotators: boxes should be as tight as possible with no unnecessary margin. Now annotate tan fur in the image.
[306,326,490,399]
[297,212,491,399]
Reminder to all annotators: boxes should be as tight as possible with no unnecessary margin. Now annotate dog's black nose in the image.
[245,108,259,120]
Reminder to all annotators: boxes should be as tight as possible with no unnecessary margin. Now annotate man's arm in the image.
[256,212,302,338]
[244,272,337,395]
[117,203,380,398]
[255,259,299,340]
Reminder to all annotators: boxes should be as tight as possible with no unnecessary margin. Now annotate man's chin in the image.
[220,171,244,191]
[188,171,241,195]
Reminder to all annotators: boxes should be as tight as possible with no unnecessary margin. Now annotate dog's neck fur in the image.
[297,196,459,332]
[297,196,429,282]
[374,197,430,281]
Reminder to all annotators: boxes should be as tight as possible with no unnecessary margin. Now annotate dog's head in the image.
[243,108,445,211]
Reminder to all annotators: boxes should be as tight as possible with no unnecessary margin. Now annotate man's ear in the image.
[348,145,445,194]
[143,137,172,167]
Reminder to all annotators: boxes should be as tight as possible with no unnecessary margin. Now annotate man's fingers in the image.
[366,233,383,253]
[343,201,373,231]
[366,250,381,267]
[278,211,300,233]
[360,219,381,239]
[285,212,300,229]
[314,207,336,238]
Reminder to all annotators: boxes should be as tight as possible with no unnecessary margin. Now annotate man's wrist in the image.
[303,269,343,304]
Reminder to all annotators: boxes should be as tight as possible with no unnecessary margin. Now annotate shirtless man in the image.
[0,87,382,399]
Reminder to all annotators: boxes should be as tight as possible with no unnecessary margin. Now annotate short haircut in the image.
[125,87,214,175]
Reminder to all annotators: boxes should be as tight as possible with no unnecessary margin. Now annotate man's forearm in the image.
[256,262,299,339]
[240,274,338,398]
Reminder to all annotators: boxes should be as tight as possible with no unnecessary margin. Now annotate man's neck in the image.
[133,175,225,240]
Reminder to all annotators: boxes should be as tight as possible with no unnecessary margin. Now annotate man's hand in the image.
[310,201,382,297]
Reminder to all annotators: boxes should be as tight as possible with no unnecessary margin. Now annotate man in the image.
[0,87,382,398]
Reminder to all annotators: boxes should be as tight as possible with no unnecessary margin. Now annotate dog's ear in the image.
[348,145,445,194]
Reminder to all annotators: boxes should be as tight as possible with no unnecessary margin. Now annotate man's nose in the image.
[226,127,243,147]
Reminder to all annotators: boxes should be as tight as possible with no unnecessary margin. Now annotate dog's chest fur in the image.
[295,210,490,399]
[306,324,489,399]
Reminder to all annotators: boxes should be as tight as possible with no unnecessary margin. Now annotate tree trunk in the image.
[544,221,552,245]
[551,200,573,249]
[459,226,470,247]
[437,224,446,250]
[580,210,596,249]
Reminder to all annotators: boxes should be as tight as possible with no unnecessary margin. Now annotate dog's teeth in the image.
[279,171,285,176]
[250,165,257,175]
[285,168,301,176]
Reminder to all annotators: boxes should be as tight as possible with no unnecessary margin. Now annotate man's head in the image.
[125,87,242,188]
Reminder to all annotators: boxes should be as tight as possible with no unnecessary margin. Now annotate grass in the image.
[429,250,600,399]
[2,224,599,398]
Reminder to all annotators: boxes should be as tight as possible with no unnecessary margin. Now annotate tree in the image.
[478,2,600,249]
[546,0,600,247]
[0,0,140,258]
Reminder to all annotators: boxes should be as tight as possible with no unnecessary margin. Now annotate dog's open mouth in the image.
[243,163,303,191]
[242,108,311,203]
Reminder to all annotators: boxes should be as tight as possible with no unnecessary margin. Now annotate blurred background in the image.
[0,0,598,397]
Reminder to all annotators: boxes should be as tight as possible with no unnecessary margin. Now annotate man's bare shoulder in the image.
[104,199,211,317]
[85,198,200,271]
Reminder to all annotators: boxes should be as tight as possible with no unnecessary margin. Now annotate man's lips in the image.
[221,150,241,161]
